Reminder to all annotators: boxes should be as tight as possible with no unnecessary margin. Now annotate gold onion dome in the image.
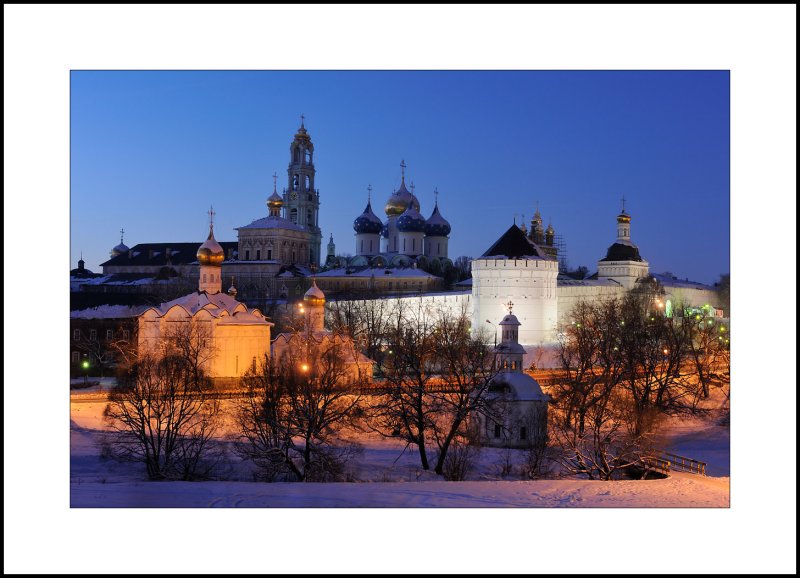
[384,179,420,217]
[267,191,284,210]
[303,279,326,306]
[546,222,555,234]
[197,227,224,266]
[617,211,631,224]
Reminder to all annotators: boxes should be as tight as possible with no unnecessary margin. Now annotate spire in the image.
[300,113,305,129]
[367,183,372,203]
[120,228,125,244]
[434,187,439,207]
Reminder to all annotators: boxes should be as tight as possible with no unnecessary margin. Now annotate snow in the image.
[70,304,148,318]
[70,394,730,508]
[71,473,728,508]
[492,371,548,401]
[315,267,439,278]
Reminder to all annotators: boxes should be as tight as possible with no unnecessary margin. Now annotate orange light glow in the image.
[301,363,309,372]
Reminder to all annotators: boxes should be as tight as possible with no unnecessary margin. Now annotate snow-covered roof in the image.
[70,304,149,319]
[557,277,622,287]
[315,267,439,279]
[237,215,306,232]
[147,291,271,326]
[491,371,548,401]
[651,272,715,291]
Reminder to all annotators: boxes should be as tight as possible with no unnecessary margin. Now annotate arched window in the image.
[307,209,313,225]
[293,175,299,190]
[305,150,312,163]
[290,208,298,223]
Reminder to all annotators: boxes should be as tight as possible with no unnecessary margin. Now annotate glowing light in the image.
[657,302,664,308]
[301,363,309,372]
[81,360,89,369]
[720,326,726,332]
[663,349,669,355]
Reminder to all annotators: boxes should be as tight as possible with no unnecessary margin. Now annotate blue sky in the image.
[71,70,729,284]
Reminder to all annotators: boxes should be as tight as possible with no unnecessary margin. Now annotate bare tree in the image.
[521,403,550,479]
[103,319,222,480]
[429,307,499,475]
[327,297,398,375]
[235,332,366,482]
[371,300,440,471]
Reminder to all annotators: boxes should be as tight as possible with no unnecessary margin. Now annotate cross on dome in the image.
[120,228,125,243]
[300,113,305,128]
[273,172,278,191]
[621,195,627,212]
[400,159,406,182]
[208,206,215,229]
[506,300,514,314]
[367,183,372,202]
[434,187,439,206]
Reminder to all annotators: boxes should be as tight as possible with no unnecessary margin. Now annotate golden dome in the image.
[617,211,631,224]
[303,279,325,306]
[197,228,224,266]
[267,191,284,209]
[384,180,420,217]
[384,195,408,217]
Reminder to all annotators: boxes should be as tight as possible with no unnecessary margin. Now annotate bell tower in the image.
[284,115,322,266]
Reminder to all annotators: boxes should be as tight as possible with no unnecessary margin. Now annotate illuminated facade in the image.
[137,219,273,380]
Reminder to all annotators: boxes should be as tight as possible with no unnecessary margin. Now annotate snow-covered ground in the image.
[71,393,730,508]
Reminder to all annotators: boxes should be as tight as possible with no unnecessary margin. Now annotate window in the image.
[520,427,527,440]
[494,424,502,438]
[73,329,80,341]
[71,351,79,364]
[89,329,97,341]
[106,329,113,340]
[293,174,299,190]
[290,208,298,223]
[245,250,250,260]
[256,250,261,261]
[267,249,272,260]
[203,274,207,284]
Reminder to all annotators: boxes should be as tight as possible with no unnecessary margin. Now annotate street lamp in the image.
[81,354,90,386]
[485,320,497,348]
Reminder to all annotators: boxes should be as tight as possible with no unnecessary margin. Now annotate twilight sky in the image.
[71,70,729,284]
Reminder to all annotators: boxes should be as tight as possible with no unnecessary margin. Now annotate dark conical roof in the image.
[481,225,551,259]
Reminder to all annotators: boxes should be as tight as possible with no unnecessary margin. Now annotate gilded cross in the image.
[410,181,415,194]
[300,113,305,127]
[506,300,514,314]
[208,206,215,228]
[273,172,278,191]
